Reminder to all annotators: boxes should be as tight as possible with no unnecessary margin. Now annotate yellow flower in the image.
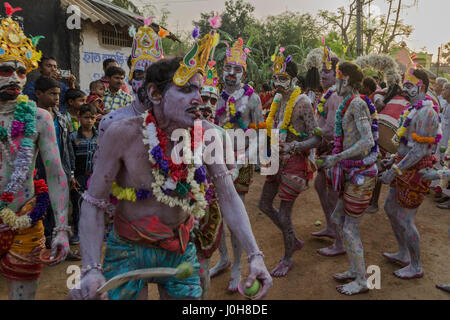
[17,95,29,103]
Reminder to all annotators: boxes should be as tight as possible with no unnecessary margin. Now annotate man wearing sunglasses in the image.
[210,38,264,293]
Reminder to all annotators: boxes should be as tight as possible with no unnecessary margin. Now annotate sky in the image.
[135,0,449,61]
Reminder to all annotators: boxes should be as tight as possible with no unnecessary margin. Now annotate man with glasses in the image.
[210,38,264,292]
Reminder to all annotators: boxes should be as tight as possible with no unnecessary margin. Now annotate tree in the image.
[109,0,140,15]
[318,0,415,57]
[193,0,256,40]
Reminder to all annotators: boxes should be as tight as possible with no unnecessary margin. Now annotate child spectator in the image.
[69,104,99,244]
[103,66,132,112]
[34,76,77,257]
[87,80,107,123]
[65,88,87,132]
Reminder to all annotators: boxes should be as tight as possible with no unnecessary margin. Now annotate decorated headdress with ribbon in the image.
[0,2,43,73]
[271,46,291,77]
[201,13,221,97]
[128,16,165,82]
[173,24,216,87]
[403,54,422,86]
[224,37,247,70]
[322,38,333,70]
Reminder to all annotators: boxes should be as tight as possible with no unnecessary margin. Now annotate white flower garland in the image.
[142,112,207,218]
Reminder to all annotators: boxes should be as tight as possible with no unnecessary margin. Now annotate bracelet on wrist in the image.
[52,224,73,238]
[392,164,403,176]
[81,264,104,277]
[247,251,264,263]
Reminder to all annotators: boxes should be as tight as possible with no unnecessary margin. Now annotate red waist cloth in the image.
[282,151,316,180]
[114,213,195,255]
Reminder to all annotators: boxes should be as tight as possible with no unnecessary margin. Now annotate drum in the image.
[378,95,410,154]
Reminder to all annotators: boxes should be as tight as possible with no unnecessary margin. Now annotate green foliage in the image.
[109,0,140,14]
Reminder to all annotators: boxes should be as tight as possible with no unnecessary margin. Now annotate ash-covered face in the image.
[320,63,336,89]
[272,74,294,94]
[402,81,421,102]
[200,90,218,117]
[223,63,244,87]
[0,61,27,101]
[160,73,203,128]
[336,75,351,97]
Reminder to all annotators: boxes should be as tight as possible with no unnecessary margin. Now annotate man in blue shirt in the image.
[23,56,76,112]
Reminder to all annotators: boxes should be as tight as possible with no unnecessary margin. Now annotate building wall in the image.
[79,21,132,94]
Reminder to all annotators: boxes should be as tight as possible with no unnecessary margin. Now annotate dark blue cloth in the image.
[23,79,69,111]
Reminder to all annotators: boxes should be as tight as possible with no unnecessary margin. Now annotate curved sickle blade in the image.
[96,268,178,295]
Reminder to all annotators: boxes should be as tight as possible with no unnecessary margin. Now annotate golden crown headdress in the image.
[224,37,247,70]
[201,62,219,97]
[128,16,165,82]
[322,38,333,70]
[271,47,291,77]
[0,2,42,73]
[173,24,218,87]
[403,54,422,86]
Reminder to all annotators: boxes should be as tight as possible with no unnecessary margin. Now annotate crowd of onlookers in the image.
[25,56,132,259]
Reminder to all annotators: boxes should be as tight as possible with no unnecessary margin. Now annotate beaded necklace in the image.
[0,96,49,230]
[215,84,254,130]
[333,94,379,168]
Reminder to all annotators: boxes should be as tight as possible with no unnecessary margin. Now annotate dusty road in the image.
[0,174,449,300]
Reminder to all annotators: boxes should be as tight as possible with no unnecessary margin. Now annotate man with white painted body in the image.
[259,50,321,277]
[309,50,345,257]
[318,62,379,295]
[0,6,70,300]
[380,66,440,280]
[70,46,272,299]
[210,38,264,292]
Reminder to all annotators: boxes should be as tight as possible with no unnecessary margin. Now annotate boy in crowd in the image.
[65,88,87,132]
[24,56,76,111]
[34,77,78,258]
[69,104,99,244]
[103,66,133,113]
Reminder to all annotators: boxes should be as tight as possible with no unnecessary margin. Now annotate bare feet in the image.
[336,280,369,295]
[270,259,293,278]
[209,260,231,278]
[436,284,450,293]
[333,270,356,282]
[227,272,241,292]
[365,205,379,214]
[393,265,424,280]
[311,228,336,239]
[382,252,410,267]
[317,244,346,257]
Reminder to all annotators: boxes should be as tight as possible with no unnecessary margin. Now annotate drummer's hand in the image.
[381,168,396,184]
[320,155,339,169]
[246,255,272,300]
[70,269,108,300]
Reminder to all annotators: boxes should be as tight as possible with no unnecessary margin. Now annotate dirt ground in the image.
[0,174,449,300]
